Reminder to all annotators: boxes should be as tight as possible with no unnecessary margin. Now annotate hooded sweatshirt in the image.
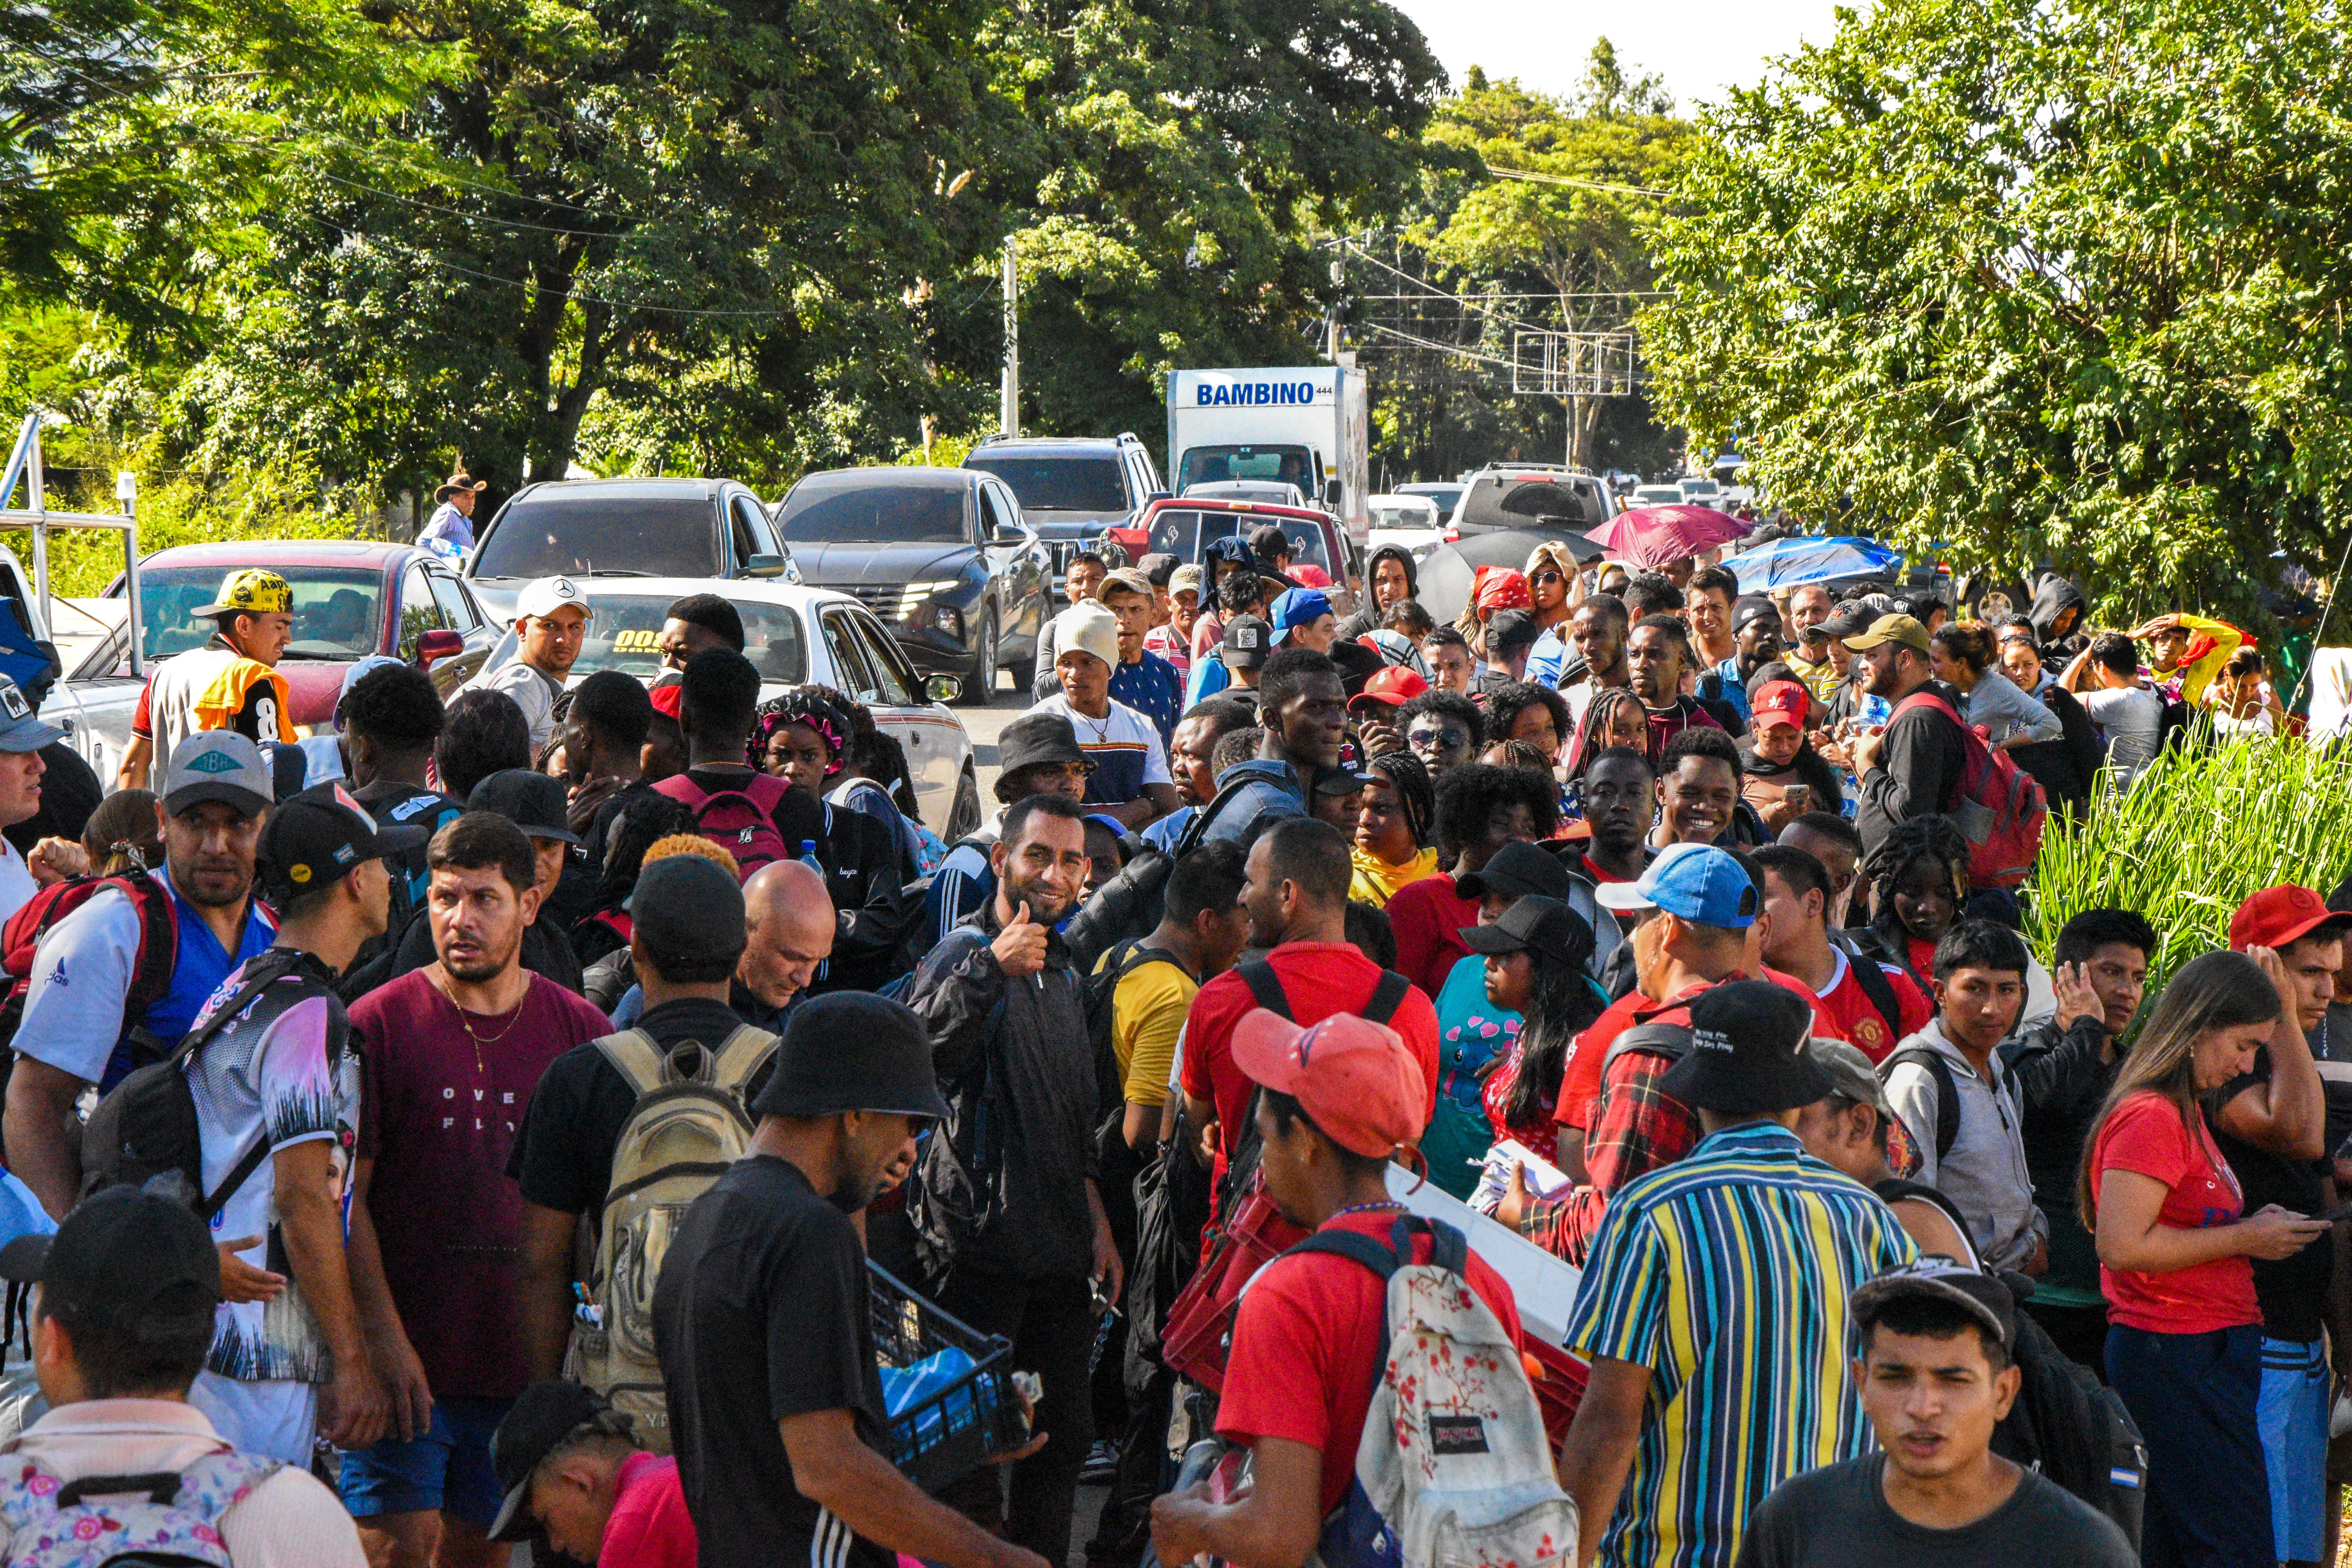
[1335,544,1420,641]
[2027,577,2089,658]
[1881,1017,2047,1272]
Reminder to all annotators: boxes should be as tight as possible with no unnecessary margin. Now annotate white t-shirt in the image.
[1030,692,1172,806]
[457,659,564,749]
[2082,683,2163,784]
[0,838,37,930]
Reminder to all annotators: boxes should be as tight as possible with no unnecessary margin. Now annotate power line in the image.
[1483,163,1675,200]
[315,170,622,239]
[1348,319,1518,372]
[332,225,801,319]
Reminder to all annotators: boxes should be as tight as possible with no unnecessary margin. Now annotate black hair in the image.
[1859,1293,2011,1374]
[1658,723,1739,779]
[2054,908,2159,969]
[37,1290,214,1399]
[1365,749,1435,848]
[437,690,532,803]
[1210,726,1265,778]
[1932,621,1994,674]
[2087,631,2137,677]
[1181,696,1258,739]
[1687,564,1738,603]
[340,664,445,753]
[1751,840,1832,908]
[1261,817,1351,908]
[570,669,655,753]
[1902,590,1949,623]
[1630,612,1692,662]
[1784,810,1862,858]
[679,648,762,748]
[1261,1087,1393,1177]
[1248,524,1292,566]
[592,790,695,910]
[427,811,539,897]
[1165,838,1248,926]
[1142,555,1179,588]
[1935,917,2031,980]
[1584,744,1654,781]
[1218,570,1265,616]
[1862,815,1971,939]
[1396,689,1485,748]
[1384,601,1436,638]
[1346,900,1398,969]
[1001,789,1089,849]
[1486,682,1573,751]
[665,593,746,652]
[1621,573,1684,619]
[1421,625,1469,654]
[1574,593,1629,629]
[1501,931,1608,1129]
[1257,648,1339,717]
[1434,762,1559,858]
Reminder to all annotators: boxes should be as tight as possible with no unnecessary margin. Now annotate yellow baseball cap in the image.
[195,568,293,619]
[1842,613,1931,655]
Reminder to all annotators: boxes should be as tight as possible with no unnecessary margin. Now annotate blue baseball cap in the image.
[1267,588,1333,644]
[1594,842,1759,929]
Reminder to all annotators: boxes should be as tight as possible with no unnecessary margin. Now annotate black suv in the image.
[962,433,1165,589]
[772,467,1052,705]
[463,477,794,625]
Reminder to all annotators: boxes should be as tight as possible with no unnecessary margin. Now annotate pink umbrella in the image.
[1585,505,1751,568]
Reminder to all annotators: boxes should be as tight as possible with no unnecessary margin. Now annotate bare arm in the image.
[1122,1103,1159,1149]
[1149,1435,1324,1568]
[272,1140,388,1449]
[4,1057,85,1221]
[2056,645,2096,695]
[344,1158,432,1441]
[1555,1355,1652,1567]
[1891,1197,1975,1263]
[781,1408,1047,1568]
[114,733,152,795]
[516,1201,581,1384]
[2094,1169,2326,1272]
[1105,782,1181,829]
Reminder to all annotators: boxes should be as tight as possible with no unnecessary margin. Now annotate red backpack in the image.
[652,771,794,877]
[1,871,180,1047]
[1894,690,2048,887]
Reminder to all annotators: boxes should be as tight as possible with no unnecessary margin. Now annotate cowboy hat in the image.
[435,471,489,501]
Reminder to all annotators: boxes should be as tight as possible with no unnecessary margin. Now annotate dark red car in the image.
[1105,498,1361,599]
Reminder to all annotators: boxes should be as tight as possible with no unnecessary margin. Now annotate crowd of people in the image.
[0,534,2333,1568]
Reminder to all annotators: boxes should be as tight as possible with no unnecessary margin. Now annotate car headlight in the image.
[895,580,959,619]
[933,606,961,635]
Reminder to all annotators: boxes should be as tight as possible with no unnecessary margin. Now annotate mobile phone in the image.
[2312,1201,2352,1224]
[1782,784,1811,813]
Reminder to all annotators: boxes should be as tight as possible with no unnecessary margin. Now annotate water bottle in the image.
[798,838,823,877]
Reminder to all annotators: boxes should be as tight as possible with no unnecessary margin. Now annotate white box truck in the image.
[1166,360,1371,541]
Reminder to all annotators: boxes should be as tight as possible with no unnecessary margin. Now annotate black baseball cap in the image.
[1817,602,1877,642]
[1221,615,1272,671]
[488,1379,610,1541]
[1312,764,1379,797]
[1656,979,1834,1114]
[1733,595,1781,633]
[1453,840,1570,903]
[1851,1259,2015,1351]
[0,1185,221,1337]
[995,711,1093,778]
[1486,608,1541,655]
[632,854,747,973]
[468,768,580,846]
[751,992,951,1121]
[1457,894,1596,971]
[256,782,428,902]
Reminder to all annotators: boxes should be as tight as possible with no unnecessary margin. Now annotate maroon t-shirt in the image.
[352,969,612,1397]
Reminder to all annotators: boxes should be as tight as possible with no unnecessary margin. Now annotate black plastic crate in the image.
[869,1262,1024,1493]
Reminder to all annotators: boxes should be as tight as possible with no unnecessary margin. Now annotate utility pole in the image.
[999,236,1020,439]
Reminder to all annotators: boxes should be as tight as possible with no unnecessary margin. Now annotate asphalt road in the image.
[958,664,1031,812]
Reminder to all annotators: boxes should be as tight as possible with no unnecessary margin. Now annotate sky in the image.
[1385,0,1847,109]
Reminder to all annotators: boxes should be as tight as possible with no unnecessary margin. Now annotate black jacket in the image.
[1856,680,1970,857]
[905,904,1103,1281]
[1998,1012,2118,1296]
[1333,545,1419,641]
[787,791,918,996]
[2009,684,2105,815]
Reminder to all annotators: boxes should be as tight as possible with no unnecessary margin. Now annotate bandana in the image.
[751,691,852,775]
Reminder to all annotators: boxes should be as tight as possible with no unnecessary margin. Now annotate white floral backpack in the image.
[0,1446,279,1566]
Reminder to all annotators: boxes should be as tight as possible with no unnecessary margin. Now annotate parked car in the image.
[473,579,981,838]
[773,466,1051,706]
[462,477,796,626]
[1367,494,1441,531]
[961,433,1163,588]
[1446,467,1619,539]
[1676,477,1724,506]
[1106,498,1360,606]
[1630,484,1686,508]
[1394,480,1467,524]
[1183,479,1311,510]
[45,541,499,785]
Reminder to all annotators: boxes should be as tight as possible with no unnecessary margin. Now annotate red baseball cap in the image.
[1229,1009,1428,1158]
[2228,884,2352,952]
[648,681,683,720]
[1473,567,1532,613]
[1349,666,1430,712]
[1751,679,1809,732]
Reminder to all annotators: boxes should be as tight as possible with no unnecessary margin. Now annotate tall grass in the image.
[2024,739,2352,996]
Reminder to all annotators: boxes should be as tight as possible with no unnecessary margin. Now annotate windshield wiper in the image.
[276,649,345,660]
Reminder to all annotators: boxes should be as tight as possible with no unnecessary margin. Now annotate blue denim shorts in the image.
[338,1394,511,1528]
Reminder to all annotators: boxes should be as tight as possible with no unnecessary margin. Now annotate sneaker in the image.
[1081,1439,1120,1482]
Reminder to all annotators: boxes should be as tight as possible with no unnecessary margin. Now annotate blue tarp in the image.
[1728,535,1902,592]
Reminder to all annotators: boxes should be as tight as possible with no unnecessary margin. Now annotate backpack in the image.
[657,771,792,877]
[77,948,306,1213]
[572,1024,779,1453]
[1878,1043,1961,1166]
[1281,1214,1576,1568]
[1217,959,1412,1218]
[0,873,178,1075]
[1825,931,1907,1045]
[1892,689,2047,888]
[1993,1301,2147,1551]
[0,1449,281,1568]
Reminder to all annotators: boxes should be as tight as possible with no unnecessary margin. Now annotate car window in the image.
[821,609,882,703]
[846,612,919,707]
[729,495,764,570]
[556,593,808,684]
[396,564,446,660]
[474,492,722,579]
[1457,473,1606,530]
[776,477,968,544]
[427,570,477,632]
[127,563,386,663]
[981,483,1027,539]
[1138,510,1333,573]
[963,454,1128,514]
[1174,445,1316,493]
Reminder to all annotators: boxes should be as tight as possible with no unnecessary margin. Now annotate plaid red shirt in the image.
[1521,1046,1697,1263]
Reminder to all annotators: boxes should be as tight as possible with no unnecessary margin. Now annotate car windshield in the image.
[963,455,1127,514]
[1399,485,1463,517]
[552,594,808,685]
[777,479,968,544]
[1369,501,1437,528]
[131,565,383,661]
[1633,487,1684,506]
[1138,510,1333,573]
[474,493,721,579]
[1457,473,1607,529]
[1175,445,1316,494]
[1681,480,1720,497]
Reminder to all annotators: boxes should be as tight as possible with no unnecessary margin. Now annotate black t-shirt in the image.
[347,780,465,902]
[1735,1452,2134,1568]
[2206,1047,2334,1343]
[508,998,774,1218]
[653,1154,893,1568]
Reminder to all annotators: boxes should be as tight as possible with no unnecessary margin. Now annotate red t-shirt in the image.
[1554,969,1842,1133]
[600,1452,697,1568]
[1907,934,1937,985]
[2091,1091,2258,1334]
[352,969,613,1396]
[1813,949,1933,1064]
[1579,854,1630,886]
[1383,876,1479,998]
[1215,1208,1526,1516]
[1180,943,1440,1192]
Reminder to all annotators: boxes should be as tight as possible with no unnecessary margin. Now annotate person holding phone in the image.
[1737,680,1846,835]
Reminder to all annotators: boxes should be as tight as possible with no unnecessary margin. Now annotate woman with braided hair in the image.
[1348,750,1439,906]
[754,686,940,880]
[1852,814,1973,995]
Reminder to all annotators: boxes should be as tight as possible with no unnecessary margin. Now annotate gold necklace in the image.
[434,971,527,1070]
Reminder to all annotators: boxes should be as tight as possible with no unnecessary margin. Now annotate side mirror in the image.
[744,553,788,578]
[1323,478,1343,505]
[414,628,464,668]
[991,525,1025,544]
[924,673,964,705]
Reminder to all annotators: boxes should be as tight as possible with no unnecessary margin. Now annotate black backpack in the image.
[1826,931,1909,1045]
[1878,1044,1962,1165]
[1060,772,1285,974]
[1993,1290,2147,1550]
[78,947,308,1214]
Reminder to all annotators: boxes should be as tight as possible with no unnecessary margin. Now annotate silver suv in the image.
[1449,465,1619,535]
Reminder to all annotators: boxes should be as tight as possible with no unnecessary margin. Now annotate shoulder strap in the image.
[1361,969,1411,1027]
[709,1025,779,1093]
[1282,1228,1403,1280]
[1237,958,1292,1021]
[1845,953,1905,1042]
[1602,1018,1694,1079]
[1882,1044,1961,1161]
[592,1029,667,1097]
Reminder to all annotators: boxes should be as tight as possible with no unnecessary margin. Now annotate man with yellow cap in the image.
[117,568,296,792]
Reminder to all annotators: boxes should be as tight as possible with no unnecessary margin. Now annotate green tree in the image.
[1641,0,2352,613]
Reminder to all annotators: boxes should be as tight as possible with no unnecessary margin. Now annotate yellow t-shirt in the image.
[1094,947,1199,1108]
[1348,845,1441,908]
